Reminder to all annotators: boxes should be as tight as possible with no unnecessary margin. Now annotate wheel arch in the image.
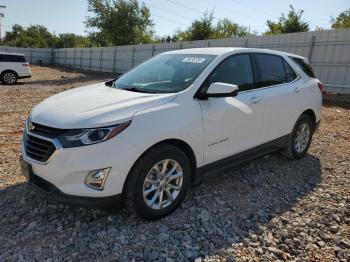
[301,109,316,129]
[1,69,19,78]
[122,138,197,195]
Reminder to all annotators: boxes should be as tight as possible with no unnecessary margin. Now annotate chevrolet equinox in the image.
[21,48,322,220]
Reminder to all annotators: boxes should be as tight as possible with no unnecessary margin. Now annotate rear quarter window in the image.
[290,57,316,78]
[0,54,27,63]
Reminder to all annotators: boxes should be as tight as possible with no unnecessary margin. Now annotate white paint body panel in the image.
[23,48,322,198]
[0,52,31,77]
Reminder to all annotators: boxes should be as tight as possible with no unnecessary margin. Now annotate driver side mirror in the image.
[205,82,239,98]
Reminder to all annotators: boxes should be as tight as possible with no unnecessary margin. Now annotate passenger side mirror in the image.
[205,82,239,98]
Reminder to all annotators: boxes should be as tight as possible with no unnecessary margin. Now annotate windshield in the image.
[113,54,216,93]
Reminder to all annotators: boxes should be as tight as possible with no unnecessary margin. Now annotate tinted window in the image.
[290,57,316,78]
[283,60,298,82]
[207,54,254,92]
[0,54,27,62]
[255,54,287,88]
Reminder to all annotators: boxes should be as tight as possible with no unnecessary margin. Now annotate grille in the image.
[25,134,56,162]
[31,122,65,138]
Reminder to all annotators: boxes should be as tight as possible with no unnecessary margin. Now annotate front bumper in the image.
[21,156,123,209]
[21,122,143,198]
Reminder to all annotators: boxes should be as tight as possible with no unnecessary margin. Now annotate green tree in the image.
[174,11,250,41]
[178,11,215,41]
[3,24,54,47]
[212,18,249,38]
[85,0,154,45]
[54,33,92,48]
[331,8,350,29]
[3,24,92,48]
[265,5,309,34]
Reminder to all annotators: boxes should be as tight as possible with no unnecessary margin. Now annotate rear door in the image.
[253,53,301,143]
[198,53,265,164]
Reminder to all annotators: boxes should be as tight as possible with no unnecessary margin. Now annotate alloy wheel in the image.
[143,159,183,210]
[3,72,16,84]
[294,122,310,153]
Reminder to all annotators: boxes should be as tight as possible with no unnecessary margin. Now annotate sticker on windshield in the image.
[182,57,206,63]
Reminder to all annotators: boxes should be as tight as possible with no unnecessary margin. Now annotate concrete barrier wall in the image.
[1,29,350,93]
[0,46,52,65]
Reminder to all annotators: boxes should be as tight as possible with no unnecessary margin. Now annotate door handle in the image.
[250,97,261,104]
[295,86,301,93]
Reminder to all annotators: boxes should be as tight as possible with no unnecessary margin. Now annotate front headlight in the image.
[58,121,131,148]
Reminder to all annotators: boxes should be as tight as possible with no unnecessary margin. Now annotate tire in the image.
[123,144,191,220]
[282,114,314,159]
[1,71,18,85]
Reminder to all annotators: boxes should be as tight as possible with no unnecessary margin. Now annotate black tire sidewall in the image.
[290,115,314,159]
[129,145,191,219]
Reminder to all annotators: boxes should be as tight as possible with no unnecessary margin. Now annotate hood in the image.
[30,82,177,129]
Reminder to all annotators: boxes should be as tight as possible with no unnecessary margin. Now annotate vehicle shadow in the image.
[0,153,321,260]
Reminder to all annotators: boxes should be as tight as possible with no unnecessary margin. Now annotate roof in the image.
[0,51,25,56]
[163,47,306,59]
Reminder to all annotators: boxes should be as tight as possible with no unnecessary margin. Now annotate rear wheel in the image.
[123,144,191,220]
[1,71,18,85]
[283,114,314,159]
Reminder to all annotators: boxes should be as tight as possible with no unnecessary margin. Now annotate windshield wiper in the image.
[122,87,151,93]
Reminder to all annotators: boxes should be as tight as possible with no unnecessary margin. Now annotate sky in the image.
[2,0,349,37]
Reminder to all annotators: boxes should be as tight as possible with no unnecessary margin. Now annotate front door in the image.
[198,54,265,165]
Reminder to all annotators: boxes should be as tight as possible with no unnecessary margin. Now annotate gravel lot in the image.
[0,66,349,261]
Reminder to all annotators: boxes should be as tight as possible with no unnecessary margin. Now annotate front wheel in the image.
[282,114,314,159]
[123,144,191,220]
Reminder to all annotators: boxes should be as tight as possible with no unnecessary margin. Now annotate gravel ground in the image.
[0,66,349,261]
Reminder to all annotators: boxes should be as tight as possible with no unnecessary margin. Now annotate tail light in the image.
[318,82,324,93]
[22,63,30,67]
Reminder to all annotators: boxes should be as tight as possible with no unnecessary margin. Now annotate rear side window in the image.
[283,60,298,82]
[290,57,316,78]
[0,54,27,62]
[254,54,287,88]
[206,54,254,92]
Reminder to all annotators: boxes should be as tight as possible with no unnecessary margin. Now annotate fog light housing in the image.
[84,168,110,190]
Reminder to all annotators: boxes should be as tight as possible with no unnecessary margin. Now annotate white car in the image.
[0,52,31,84]
[21,48,322,219]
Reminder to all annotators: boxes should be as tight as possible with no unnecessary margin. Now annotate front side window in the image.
[114,54,216,94]
[254,54,287,88]
[206,54,254,92]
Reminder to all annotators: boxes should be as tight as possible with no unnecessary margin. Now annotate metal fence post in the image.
[113,46,117,73]
[64,48,67,66]
[151,44,155,57]
[308,35,316,62]
[99,48,103,72]
[89,48,93,70]
[131,46,135,68]
[73,48,76,69]
[51,48,55,65]
[80,49,83,69]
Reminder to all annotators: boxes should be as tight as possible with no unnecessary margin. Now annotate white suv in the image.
[0,52,31,84]
[21,48,322,219]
